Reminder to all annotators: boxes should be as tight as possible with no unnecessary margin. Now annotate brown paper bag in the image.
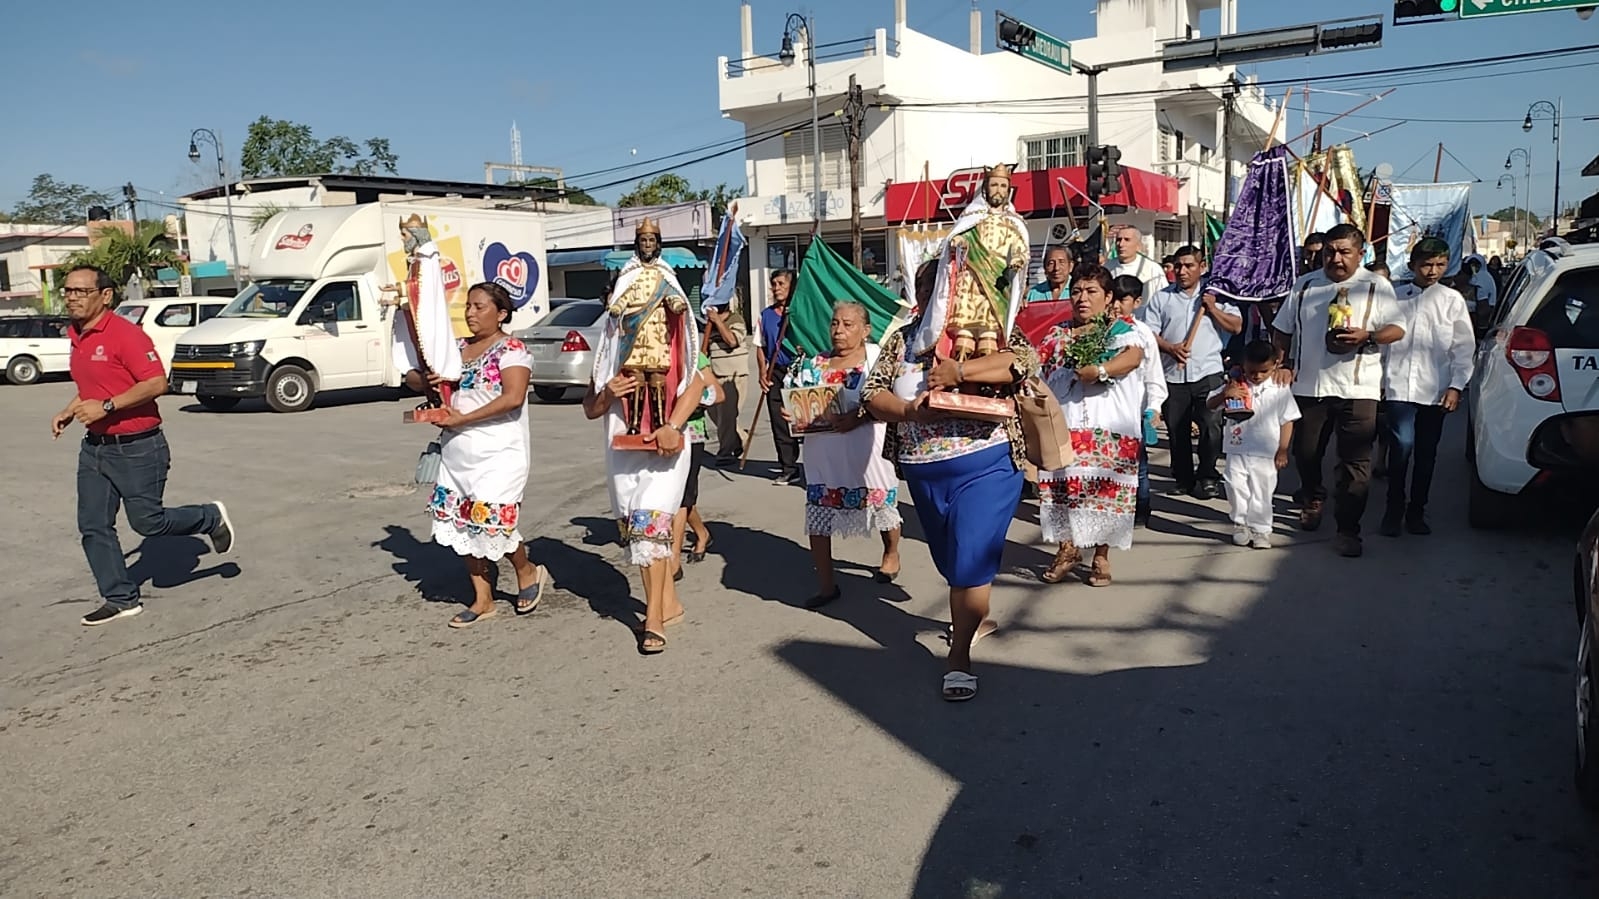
[1018,379,1075,472]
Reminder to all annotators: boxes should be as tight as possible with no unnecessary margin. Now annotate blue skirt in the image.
[902,443,1023,588]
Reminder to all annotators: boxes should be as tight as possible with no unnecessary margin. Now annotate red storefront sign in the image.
[885,165,1180,225]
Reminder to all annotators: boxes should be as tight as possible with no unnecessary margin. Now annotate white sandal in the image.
[941,671,978,702]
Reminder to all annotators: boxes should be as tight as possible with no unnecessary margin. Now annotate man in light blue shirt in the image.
[1024,245,1073,303]
[1140,245,1243,499]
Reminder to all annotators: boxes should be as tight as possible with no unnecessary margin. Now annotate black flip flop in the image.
[637,629,667,654]
[805,586,843,610]
[873,568,899,584]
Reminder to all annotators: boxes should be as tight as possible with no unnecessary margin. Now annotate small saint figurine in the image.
[599,218,695,442]
[930,164,1031,362]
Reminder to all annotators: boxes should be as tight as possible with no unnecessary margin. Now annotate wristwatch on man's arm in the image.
[102,399,116,414]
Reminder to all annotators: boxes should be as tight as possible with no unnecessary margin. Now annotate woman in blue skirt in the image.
[863,263,1038,702]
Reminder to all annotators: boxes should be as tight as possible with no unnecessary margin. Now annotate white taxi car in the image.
[1466,238,1599,527]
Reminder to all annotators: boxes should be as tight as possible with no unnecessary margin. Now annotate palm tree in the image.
[56,221,182,297]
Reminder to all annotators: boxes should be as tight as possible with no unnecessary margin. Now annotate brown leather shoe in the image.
[1298,499,1324,532]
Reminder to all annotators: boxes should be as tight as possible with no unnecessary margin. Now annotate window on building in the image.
[784,125,848,194]
[1021,132,1087,171]
[1153,221,1184,259]
[0,259,9,292]
[1158,125,1187,163]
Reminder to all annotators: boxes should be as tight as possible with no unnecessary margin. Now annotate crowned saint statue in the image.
[594,218,699,446]
[910,164,1031,363]
[388,214,463,418]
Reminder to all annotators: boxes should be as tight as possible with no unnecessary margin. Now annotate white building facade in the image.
[718,0,1279,301]
[0,224,92,309]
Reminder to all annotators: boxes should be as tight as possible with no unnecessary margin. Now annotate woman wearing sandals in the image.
[863,263,1037,703]
[673,350,723,581]
[408,282,548,628]
[1036,264,1146,587]
[783,301,903,608]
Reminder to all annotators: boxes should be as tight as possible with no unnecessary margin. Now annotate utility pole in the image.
[122,183,139,224]
[1079,63,1104,259]
[1432,142,1444,183]
[845,73,866,268]
[1221,75,1237,223]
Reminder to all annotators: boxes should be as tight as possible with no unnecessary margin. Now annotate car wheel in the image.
[1466,454,1515,530]
[265,365,315,413]
[532,386,567,403]
[198,395,241,412]
[5,356,41,385]
[1577,619,1599,810]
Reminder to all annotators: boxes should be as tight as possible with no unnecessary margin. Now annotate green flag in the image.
[1205,213,1225,255]
[782,239,911,358]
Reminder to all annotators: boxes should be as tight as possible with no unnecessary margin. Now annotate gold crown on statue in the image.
[635,217,662,236]
[985,163,1014,179]
[400,213,428,229]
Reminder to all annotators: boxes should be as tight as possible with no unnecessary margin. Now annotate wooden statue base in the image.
[611,433,659,451]
[927,391,1016,423]
[404,407,452,424]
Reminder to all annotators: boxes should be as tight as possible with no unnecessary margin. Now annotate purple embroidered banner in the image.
[1207,145,1297,305]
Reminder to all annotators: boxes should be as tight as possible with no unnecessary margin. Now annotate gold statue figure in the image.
[606,218,690,436]
[944,164,1030,360]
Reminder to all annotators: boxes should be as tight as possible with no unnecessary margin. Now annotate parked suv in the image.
[1466,238,1599,527]
[0,315,71,385]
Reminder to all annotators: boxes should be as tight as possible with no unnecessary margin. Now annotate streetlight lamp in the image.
[1506,147,1531,252]
[188,128,241,282]
[779,12,822,228]
[1496,173,1517,258]
[1523,99,1562,236]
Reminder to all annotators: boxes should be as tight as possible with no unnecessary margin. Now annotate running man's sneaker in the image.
[82,604,143,626]
[1250,531,1273,550]
[1232,527,1250,547]
[209,501,236,555]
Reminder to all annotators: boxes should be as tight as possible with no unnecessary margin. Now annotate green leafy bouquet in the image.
[1049,313,1125,372]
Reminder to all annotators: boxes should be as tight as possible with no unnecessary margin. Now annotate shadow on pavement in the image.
[373,524,470,606]
[126,535,241,590]
[532,528,638,627]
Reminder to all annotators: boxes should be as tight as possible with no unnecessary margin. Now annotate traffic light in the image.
[1319,22,1383,49]
[1102,145,1123,196]
[996,15,1037,51]
[1394,0,1458,25]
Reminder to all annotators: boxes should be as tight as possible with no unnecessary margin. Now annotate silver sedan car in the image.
[518,300,606,402]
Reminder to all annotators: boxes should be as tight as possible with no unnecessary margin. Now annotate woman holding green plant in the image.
[1036,263,1146,586]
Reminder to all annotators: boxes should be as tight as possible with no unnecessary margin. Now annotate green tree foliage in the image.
[1487,206,1542,230]
[55,221,182,291]
[238,117,400,179]
[617,174,743,224]
[10,174,115,224]
[510,177,599,206]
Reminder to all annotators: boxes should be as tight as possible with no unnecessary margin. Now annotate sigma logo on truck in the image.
[275,225,314,250]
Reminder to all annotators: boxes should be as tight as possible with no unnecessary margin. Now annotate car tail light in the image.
[1506,326,1562,403]
[560,330,590,352]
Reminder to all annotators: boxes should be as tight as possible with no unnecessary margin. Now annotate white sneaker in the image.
[1232,527,1250,546]
[1250,531,1272,549]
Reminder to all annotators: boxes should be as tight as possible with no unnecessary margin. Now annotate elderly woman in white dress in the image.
[782,301,903,607]
[1035,263,1145,587]
[407,282,548,629]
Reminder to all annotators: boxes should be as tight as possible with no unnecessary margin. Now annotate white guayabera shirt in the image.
[1381,280,1475,406]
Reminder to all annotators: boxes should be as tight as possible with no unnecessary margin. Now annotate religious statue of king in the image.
[910,164,1031,362]
[595,218,697,442]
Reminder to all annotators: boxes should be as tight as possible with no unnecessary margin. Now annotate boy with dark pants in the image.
[1379,238,1475,536]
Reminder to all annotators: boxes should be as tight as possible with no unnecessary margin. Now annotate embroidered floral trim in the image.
[805,485,899,510]
[619,509,675,545]
[429,484,520,536]
[805,504,904,538]
[458,337,526,392]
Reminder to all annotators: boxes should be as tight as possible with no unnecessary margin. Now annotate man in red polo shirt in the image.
[50,265,237,626]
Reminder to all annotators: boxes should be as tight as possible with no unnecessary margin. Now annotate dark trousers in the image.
[1382,401,1447,514]
[78,432,218,609]
[764,383,801,477]
[1293,397,1378,536]
[1137,445,1150,512]
[1163,373,1225,487]
[707,371,746,459]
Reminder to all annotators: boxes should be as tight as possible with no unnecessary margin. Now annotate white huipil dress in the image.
[784,346,903,537]
[427,337,532,560]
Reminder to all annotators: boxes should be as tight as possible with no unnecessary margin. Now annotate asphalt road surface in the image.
[2,382,1595,898]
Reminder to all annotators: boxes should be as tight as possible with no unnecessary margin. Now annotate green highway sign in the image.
[1461,0,1593,18]
[996,11,1072,76]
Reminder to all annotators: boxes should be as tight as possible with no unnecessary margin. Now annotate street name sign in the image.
[995,12,1072,76]
[1461,0,1592,18]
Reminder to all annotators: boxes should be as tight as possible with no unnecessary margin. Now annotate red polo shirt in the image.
[68,311,164,436]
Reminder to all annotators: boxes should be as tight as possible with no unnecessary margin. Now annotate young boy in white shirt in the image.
[1207,340,1301,548]
[1112,275,1168,527]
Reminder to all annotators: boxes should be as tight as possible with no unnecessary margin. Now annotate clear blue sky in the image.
[3,0,1591,221]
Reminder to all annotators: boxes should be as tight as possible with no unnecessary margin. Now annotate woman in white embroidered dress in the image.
[1036,264,1145,587]
[782,301,903,608]
[409,283,548,629]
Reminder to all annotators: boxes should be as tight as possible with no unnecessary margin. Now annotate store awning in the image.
[154,260,232,282]
[884,164,1181,226]
[601,248,706,270]
[547,249,612,268]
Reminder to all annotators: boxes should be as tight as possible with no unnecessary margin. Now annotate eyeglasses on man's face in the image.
[62,287,109,298]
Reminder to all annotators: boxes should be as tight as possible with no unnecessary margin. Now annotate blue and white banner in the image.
[699,209,746,315]
[1385,183,1474,281]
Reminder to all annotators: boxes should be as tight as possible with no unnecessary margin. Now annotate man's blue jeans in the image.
[1381,400,1446,515]
[78,432,219,609]
[1137,444,1150,512]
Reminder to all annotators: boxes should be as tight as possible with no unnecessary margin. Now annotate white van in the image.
[115,297,228,373]
[168,202,549,412]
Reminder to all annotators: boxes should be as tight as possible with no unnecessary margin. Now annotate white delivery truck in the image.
[168,202,549,412]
